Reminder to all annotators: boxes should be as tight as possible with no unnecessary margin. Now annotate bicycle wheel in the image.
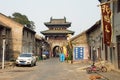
[86,67,92,74]
[101,66,107,72]
[96,67,101,72]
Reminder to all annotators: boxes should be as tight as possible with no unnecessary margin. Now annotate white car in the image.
[16,53,36,67]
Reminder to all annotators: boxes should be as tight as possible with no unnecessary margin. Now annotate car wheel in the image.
[16,64,18,66]
[17,64,21,67]
[30,64,33,67]
[34,62,36,66]
[30,62,33,67]
[101,66,107,72]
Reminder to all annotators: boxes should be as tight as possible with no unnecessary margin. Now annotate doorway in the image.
[53,46,61,57]
[117,36,120,69]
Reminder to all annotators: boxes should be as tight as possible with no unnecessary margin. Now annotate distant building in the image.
[41,17,74,57]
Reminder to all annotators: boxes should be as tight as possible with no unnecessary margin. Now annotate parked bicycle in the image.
[86,62,107,74]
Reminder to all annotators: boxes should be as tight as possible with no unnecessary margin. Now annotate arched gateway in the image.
[41,17,74,57]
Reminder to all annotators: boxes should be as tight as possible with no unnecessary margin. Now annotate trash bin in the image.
[59,53,65,62]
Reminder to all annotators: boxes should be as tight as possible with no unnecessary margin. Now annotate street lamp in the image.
[2,28,6,69]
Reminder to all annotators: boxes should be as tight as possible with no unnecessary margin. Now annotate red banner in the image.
[101,3,112,46]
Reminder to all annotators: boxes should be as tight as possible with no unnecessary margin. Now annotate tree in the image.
[9,12,35,30]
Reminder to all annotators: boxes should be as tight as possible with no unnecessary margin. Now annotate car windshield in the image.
[19,54,32,57]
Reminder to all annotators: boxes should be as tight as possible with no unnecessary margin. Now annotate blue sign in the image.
[74,47,84,60]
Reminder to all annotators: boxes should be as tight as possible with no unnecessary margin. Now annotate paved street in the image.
[0,58,120,80]
[0,58,90,80]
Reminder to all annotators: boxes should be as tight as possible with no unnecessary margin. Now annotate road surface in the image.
[0,58,98,80]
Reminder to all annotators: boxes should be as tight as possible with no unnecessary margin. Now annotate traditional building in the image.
[41,17,74,57]
[111,0,120,70]
[70,31,89,61]
[35,34,42,57]
[98,0,120,70]
[86,20,102,61]
[0,13,36,60]
[0,22,12,61]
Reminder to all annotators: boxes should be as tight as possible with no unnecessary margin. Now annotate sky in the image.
[0,0,101,37]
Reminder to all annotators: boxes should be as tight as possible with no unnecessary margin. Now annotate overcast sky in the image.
[0,0,101,37]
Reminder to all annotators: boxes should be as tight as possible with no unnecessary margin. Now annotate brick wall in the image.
[0,13,23,58]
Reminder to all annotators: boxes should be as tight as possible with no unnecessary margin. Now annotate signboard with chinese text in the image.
[74,47,84,60]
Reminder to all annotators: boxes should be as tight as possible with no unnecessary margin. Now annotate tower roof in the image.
[44,17,71,27]
[41,29,74,35]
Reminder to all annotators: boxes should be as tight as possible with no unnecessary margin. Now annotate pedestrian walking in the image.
[59,53,65,62]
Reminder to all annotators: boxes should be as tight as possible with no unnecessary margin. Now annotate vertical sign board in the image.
[74,47,84,60]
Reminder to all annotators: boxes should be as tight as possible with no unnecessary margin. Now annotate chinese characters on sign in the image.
[101,3,112,46]
[74,47,84,60]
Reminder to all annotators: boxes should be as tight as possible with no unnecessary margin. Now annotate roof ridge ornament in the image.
[50,17,53,23]
[64,16,66,23]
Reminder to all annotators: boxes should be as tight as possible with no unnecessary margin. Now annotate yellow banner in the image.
[63,46,67,57]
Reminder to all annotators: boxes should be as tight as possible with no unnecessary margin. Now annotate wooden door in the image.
[117,36,120,69]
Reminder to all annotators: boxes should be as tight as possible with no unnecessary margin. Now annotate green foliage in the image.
[13,13,29,24]
[9,12,35,30]
[67,55,72,60]
[66,43,73,60]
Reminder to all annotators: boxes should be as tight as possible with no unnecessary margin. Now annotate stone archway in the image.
[52,46,61,57]
[48,40,68,57]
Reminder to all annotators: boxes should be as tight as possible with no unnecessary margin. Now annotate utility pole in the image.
[2,28,6,69]
[2,39,5,69]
